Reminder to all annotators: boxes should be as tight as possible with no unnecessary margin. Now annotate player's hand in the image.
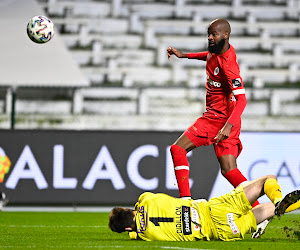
[167,47,183,60]
[214,122,233,144]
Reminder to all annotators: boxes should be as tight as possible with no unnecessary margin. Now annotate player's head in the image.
[207,18,231,54]
[108,207,136,233]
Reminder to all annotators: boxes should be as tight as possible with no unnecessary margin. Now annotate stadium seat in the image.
[73,87,139,114]
[4,0,299,131]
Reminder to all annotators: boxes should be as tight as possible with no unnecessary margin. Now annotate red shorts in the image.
[184,116,243,159]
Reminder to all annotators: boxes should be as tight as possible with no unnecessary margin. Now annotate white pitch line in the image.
[2,223,295,229]
[0,247,123,249]
[0,246,213,249]
[162,247,214,250]
[3,225,107,228]
[2,207,300,213]
[2,206,117,212]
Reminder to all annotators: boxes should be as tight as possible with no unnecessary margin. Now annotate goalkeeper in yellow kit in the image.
[109,175,300,241]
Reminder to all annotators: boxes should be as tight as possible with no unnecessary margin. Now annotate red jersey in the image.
[187,45,245,127]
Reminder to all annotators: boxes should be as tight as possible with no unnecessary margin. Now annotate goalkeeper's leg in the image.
[251,202,275,239]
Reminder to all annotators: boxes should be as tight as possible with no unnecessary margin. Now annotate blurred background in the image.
[0,0,299,207]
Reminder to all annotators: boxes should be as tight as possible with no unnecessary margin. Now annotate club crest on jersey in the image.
[232,78,242,88]
[214,67,219,75]
[230,94,236,103]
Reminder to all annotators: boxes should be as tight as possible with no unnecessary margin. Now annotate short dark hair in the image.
[108,207,134,233]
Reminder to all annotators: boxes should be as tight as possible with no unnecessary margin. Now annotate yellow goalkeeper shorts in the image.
[208,185,257,241]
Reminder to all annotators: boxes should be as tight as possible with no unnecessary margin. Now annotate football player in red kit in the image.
[167,19,260,207]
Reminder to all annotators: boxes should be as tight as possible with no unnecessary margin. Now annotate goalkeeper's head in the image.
[109,207,137,233]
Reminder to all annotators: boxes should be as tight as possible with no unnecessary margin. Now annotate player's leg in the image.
[242,173,282,236]
[242,174,300,214]
[171,117,222,198]
[217,153,245,186]
[240,175,277,238]
[170,133,196,198]
[249,177,276,238]
[275,190,300,217]
[256,178,300,219]
[251,202,274,224]
[245,175,300,238]
[217,150,259,207]
[242,175,281,206]
[252,192,300,238]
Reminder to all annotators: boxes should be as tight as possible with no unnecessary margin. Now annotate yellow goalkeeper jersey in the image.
[130,192,218,241]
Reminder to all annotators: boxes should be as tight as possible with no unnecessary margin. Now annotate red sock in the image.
[252,200,260,207]
[170,145,191,198]
[224,168,260,207]
[224,168,247,188]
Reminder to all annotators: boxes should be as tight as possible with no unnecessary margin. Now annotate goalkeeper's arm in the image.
[128,231,142,240]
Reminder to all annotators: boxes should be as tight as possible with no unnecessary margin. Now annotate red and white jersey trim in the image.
[232,88,245,95]
[174,166,189,171]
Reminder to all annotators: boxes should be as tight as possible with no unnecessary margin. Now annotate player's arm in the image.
[224,56,247,128]
[167,46,208,61]
[128,231,142,240]
[214,121,233,144]
[167,47,187,60]
[227,90,247,127]
[187,51,208,61]
[215,60,246,144]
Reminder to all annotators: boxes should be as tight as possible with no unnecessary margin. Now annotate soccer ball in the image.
[27,16,54,44]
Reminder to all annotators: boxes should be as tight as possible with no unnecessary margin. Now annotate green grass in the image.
[0,212,299,249]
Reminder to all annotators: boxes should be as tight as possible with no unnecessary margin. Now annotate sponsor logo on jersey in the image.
[137,205,148,233]
[175,206,192,235]
[191,207,200,231]
[214,67,219,75]
[227,213,240,235]
[182,206,192,235]
[232,78,242,88]
[208,77,221,88]
[175,206,183,234]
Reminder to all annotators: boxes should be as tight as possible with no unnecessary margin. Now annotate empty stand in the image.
[2,0,299,131]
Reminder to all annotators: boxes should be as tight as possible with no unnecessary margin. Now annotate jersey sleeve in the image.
[137,192,153,204]
[221,55,246,126]
[134,192,154,211]
[187,51,208,61]
[227,94,247,126]
[221,55,245,95]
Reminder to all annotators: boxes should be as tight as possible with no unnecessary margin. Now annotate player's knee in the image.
[218,155,237,175]
[170,144,187,156]
[220,164,236,176]
[266,174,277,180]
[220,168,228,176]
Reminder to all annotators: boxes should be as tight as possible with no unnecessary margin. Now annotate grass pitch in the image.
[0,211,299,249]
